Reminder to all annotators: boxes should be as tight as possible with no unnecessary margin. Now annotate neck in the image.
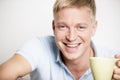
[64,46,94,68]
[63,46,94,79]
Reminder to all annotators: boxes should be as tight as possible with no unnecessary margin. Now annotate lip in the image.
[63,42,81,53]
[63,42,81,48]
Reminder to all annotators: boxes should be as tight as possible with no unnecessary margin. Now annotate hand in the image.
[112,54,120,80]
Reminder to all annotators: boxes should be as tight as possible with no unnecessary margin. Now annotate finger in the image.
[116,60,120,68]
[113,73,120,80]
[115,54,120,68]
[115,54,120,58]
[114,68,120,75]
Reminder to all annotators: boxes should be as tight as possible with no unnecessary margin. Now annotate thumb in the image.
[115,54,120,68]
[115,54,120,59]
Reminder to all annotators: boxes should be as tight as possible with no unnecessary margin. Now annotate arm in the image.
[0,54,32,80]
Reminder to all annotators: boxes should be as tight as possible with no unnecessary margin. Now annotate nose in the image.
[66,28,77,41]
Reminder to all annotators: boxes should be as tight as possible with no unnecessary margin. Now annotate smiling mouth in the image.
[63,43,81,48]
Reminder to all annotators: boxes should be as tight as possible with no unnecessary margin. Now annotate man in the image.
[0,0,120,80]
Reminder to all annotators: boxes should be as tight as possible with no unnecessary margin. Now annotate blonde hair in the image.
[53,0,96,18]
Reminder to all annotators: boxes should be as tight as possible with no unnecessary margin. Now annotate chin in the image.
[63,52,82,61]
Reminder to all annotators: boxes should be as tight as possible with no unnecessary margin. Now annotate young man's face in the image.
[53,7,97,61]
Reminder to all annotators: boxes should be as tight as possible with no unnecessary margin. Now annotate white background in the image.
[0,0,120,63]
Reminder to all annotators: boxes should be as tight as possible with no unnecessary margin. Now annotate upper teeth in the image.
[67,44,78,47]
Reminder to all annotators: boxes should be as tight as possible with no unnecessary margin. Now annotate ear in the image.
[52,20,55,34]
[52,20,55,30]
[92,20,97,36]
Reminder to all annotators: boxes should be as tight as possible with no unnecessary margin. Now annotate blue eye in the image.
[79,26,85,29]
[60,26,66,28]
[78,26,86,31]
[57,25,67,30]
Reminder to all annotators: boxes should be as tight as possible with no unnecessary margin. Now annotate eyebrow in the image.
[56,21,89,26]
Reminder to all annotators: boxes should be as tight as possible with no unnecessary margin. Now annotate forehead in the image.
[54,7,92,23]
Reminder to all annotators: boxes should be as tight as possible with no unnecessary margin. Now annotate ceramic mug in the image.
[90,57,116,80]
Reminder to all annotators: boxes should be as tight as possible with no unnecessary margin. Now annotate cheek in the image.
[79,30,93,41]
[54,31,65,41]
[54,29,67,38]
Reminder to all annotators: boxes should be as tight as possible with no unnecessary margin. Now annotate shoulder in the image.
[38,35,55,45]
[16,36,57,70]
[21,36,55,49]
[26,35,55,44]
